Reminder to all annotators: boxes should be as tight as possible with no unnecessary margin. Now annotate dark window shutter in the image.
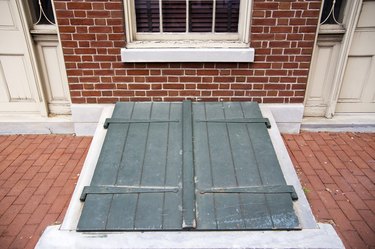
[215,0,240,32]
[134,0,240,34]
[163,0,186,32]
[189,0,213,32]
[135,0,160,32]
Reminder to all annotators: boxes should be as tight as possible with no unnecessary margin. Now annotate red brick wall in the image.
[54,0,321,104]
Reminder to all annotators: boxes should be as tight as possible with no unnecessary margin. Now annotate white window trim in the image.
[122,0,254,62]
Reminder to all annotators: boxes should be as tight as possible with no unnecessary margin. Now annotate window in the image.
[132,0,241,40]
[320,0,346,25]
[28,0,56,26]
[318,0,347,35]
[122,0,254,62]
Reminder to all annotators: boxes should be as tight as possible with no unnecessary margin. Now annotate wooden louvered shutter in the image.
[189,0,213,32]
[163,0,186,32]
[134,0,240,34]
[135,0,160,32]
[215,0,240,32]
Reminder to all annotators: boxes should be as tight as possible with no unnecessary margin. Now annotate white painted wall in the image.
[305,1,375,117]
[33,33,71,115]
[336,1,375,113]
[0,0,47,116]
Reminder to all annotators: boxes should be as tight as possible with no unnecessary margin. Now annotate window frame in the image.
[123,0,252,47]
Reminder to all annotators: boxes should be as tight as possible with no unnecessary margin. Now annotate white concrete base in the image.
[36,223,344,249]
[71,104,112,136]
[72,103,305,136]
[302,114,375,132]
[0,115,74,134]
[261,103,304,134]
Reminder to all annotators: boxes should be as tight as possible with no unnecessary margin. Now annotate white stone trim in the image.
[71,104,112,136]
[37,223,344,249]
[121,47,255,63]
[125,40,250,48]
[260,103,304,134]
[0,115,73,134]
[302,114,375,132]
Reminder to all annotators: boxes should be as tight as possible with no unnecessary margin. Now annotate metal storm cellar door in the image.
[77,101,299,231]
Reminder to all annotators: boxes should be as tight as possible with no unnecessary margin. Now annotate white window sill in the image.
[121,41,254,62]
[318,24,346,34]
[125,40,250,48]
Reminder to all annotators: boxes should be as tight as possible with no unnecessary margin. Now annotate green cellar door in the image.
[77,101,300,231]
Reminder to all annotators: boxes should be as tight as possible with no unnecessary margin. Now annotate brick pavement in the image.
[0,132,374,249]
[283,132,375,249]
[0,135,91,249]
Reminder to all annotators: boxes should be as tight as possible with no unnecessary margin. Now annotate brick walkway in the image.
[0,132,374,249]
[0,135,91,249]
[283,132,375,249]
